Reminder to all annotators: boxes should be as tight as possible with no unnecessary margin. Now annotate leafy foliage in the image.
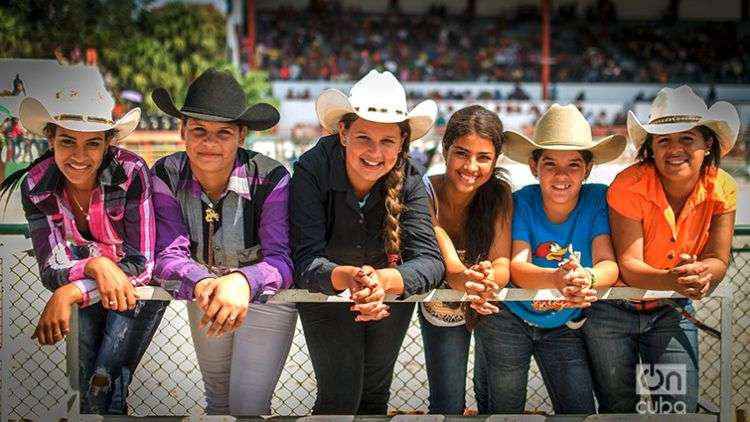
[0,1,274,112]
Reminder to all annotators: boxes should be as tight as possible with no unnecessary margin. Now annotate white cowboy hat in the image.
[503,104,626,164]
[315,70,437,141]
[18,71,140,142]
[627,85,740,156]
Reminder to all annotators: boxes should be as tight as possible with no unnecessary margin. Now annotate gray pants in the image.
[187,302,297,415]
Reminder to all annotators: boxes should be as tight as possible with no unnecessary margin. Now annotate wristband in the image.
[583,267,597,288]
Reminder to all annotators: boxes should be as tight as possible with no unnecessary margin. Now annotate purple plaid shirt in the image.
[21,147,156,307]
[151,149,293,303]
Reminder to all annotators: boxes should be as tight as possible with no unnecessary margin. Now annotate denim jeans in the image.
[417,306,471,414]
[78,300,168,414]
[473,305,595,415]
[582,301,699,413]
[298,302,414,415]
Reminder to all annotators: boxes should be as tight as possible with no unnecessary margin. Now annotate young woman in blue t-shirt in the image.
[473,104,623,414]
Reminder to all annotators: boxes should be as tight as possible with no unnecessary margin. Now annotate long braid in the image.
[383,121,411,267]
[383,155,406,267]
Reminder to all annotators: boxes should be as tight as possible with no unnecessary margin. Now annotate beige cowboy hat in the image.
[503,104,626,164]
[627,85,740,156]
[315,69,437,141]
[18,70,140,142]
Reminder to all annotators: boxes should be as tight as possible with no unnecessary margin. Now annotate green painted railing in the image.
[0,223,30,237]
[736,224,750,236]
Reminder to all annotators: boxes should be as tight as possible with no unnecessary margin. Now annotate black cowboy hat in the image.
[152,68,279,130]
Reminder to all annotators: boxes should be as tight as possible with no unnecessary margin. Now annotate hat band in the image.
[649,115,701,125]
[354,106,406,116]
[54,114,114,125]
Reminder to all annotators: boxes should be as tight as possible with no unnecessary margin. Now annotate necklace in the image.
[68,189,90,221]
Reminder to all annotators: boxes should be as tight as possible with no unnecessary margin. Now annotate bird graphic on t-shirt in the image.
[535,241,572,262]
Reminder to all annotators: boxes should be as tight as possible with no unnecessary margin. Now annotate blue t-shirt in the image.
[506,183,610,328]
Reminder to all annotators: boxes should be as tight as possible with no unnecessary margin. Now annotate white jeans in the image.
[187,302,297,415]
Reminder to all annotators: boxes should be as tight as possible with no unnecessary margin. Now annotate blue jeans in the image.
[78,300,168,414]
[417,306,471,414]
[473,305,595,414]
[582,301,699,414]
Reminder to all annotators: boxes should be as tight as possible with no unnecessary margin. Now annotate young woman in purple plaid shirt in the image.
[0,73,167,414]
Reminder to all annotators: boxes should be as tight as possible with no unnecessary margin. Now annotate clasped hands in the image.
[462,261,502,315]
[549,255,598,309]
[194,272,250,336]
[346,265,390,322]
[669,253,712,300]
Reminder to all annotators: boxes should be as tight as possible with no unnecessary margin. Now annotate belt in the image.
[629,299,671,311]
[611,299,720,339]
[611,298,672,312]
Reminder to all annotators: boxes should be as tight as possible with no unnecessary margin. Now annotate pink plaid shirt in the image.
[21,147,155,307]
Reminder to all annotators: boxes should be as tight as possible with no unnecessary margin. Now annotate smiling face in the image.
[649,128,712,185]
[182,118,246,176]
[338,117,405,195]
[529,149,592,210]
[445,133,497,194]
[51,126,109,190]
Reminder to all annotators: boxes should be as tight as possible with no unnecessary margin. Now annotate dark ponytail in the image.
[0,148,53,204]
[464,167,512,263]
[0,123,60,204]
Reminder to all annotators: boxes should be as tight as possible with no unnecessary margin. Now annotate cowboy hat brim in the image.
[503,129,627,165]
[19,96,140,142]
[627,101,740,156]
[152,87,279,131]
[316,89,437,141]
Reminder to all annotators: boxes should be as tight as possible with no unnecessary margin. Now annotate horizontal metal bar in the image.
[2,224,748,239]
[0,223,30,237]
[128,286,726,303]
[735,224,750,236]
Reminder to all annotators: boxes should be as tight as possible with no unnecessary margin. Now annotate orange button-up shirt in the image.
[607,163,736,273]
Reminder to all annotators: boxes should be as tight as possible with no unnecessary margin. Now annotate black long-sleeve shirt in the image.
[290,135,444,298]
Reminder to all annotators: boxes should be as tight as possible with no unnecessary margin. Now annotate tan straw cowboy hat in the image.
[315,70,437,141]
[503,104,626,164]
[627,85,740,156]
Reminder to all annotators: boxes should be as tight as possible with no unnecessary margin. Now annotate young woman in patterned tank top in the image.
[419,105,513,414]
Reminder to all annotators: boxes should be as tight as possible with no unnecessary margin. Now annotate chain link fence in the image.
[1,233,748,419]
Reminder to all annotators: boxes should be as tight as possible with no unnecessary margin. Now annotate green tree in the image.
[216,62,277,107]
[0,1,275,113]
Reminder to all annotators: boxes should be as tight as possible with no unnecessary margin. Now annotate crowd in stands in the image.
[1,74,45,163]
[253,1,749,84]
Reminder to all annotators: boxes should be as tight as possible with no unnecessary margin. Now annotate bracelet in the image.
[583,267,597,288]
